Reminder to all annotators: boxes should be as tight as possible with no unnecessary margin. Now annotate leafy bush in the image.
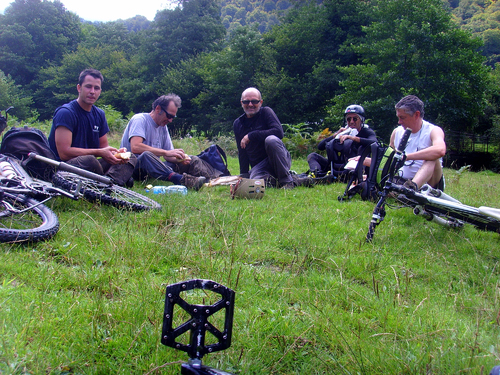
[100,105,129,134]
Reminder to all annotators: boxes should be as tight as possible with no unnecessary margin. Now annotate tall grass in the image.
[1,141,500,374]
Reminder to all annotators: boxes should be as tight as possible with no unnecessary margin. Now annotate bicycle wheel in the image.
[52,172,162,211]
[0,192,59,243]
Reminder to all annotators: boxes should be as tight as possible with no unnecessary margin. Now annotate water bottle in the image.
[0,161,17,179]
[146,185,188,195]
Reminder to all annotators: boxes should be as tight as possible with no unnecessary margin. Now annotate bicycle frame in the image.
[366,128,500,241]
[386,181,500,230]
[1,155,83,202]
[28,152,113,185]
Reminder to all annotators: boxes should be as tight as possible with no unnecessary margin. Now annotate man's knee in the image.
[137,151,155,163]
[264,135,282,149]
[68,155,102,174]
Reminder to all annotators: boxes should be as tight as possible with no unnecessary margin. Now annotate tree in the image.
[35,45,150,119]
[141,0,226,82]
[260,0,370,125]
[0,70,33,119]
[0,0,81,85]
[329,0,489,140]
[160,25,270,135]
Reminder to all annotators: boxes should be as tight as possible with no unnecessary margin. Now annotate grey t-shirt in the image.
[120,113,173,154]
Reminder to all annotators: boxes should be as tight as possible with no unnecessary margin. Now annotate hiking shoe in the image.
[180,173,206,190]
[293,175,314,187]
[403,179,418,191]
[281,181,296,190]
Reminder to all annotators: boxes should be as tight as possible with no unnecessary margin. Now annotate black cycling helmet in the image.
[344,104,365,124]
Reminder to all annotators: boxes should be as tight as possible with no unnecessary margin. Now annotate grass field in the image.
[1,151,500,374]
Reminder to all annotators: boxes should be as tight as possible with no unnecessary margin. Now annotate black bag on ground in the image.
[197,144,231,176]
[0,126,56,181]
[338,142,394,202]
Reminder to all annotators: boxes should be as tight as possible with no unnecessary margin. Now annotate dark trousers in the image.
[249,135,292,186]
[66,154,136,186]
[133,151,222,181]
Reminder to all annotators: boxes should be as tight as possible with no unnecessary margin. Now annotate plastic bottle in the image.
[0,161,17,179]
[146,185,188,195]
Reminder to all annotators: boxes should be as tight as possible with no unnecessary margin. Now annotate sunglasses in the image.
[162,108,176,119]
[346,117,358,122]
[241,99,261,105]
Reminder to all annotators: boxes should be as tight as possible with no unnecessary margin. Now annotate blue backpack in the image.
[197,144,231,176]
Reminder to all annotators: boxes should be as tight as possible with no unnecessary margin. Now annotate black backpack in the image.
[338,141,394,202]
[0,126,57,181]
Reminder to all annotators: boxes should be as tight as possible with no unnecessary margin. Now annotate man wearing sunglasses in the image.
[48,68,136,187]
[307,105,376,179]
[120,94,215,190]
[233,87,311,189]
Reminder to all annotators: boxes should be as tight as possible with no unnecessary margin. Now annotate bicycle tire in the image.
[52,172,162,211]
[0,192,59,243]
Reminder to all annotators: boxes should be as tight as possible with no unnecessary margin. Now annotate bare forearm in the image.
[406,146,445,161]
[58,146,104,161]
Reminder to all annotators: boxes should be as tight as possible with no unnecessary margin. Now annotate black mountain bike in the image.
[0,107,161,243]
[366,128,500,242]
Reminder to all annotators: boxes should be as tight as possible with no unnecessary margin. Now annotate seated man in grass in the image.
[390,95,446,190]
[353,95,446,190]
[48,68,136,187]
[233,87,311,189]
[120,94,219,190]
[307,104,377,178]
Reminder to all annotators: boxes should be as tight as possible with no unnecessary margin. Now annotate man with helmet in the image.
[307,104,377,179]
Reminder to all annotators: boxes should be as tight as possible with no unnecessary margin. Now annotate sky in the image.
[0,0,173,22]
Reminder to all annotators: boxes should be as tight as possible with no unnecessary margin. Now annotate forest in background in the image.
[1,0,500,165]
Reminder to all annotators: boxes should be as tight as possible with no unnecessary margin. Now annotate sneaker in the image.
[180,173,206,190]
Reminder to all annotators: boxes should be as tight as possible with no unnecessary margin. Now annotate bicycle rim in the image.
[0,192,59,243]
[53,172,162,211]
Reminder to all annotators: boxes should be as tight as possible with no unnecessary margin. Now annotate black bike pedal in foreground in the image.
[161,279,235,375]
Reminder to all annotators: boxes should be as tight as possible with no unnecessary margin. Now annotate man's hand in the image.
[339,134,347,143]
[100,146,123,164]
[164,149,191,164]
[178,155,191,165]
[240,134,250,149]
